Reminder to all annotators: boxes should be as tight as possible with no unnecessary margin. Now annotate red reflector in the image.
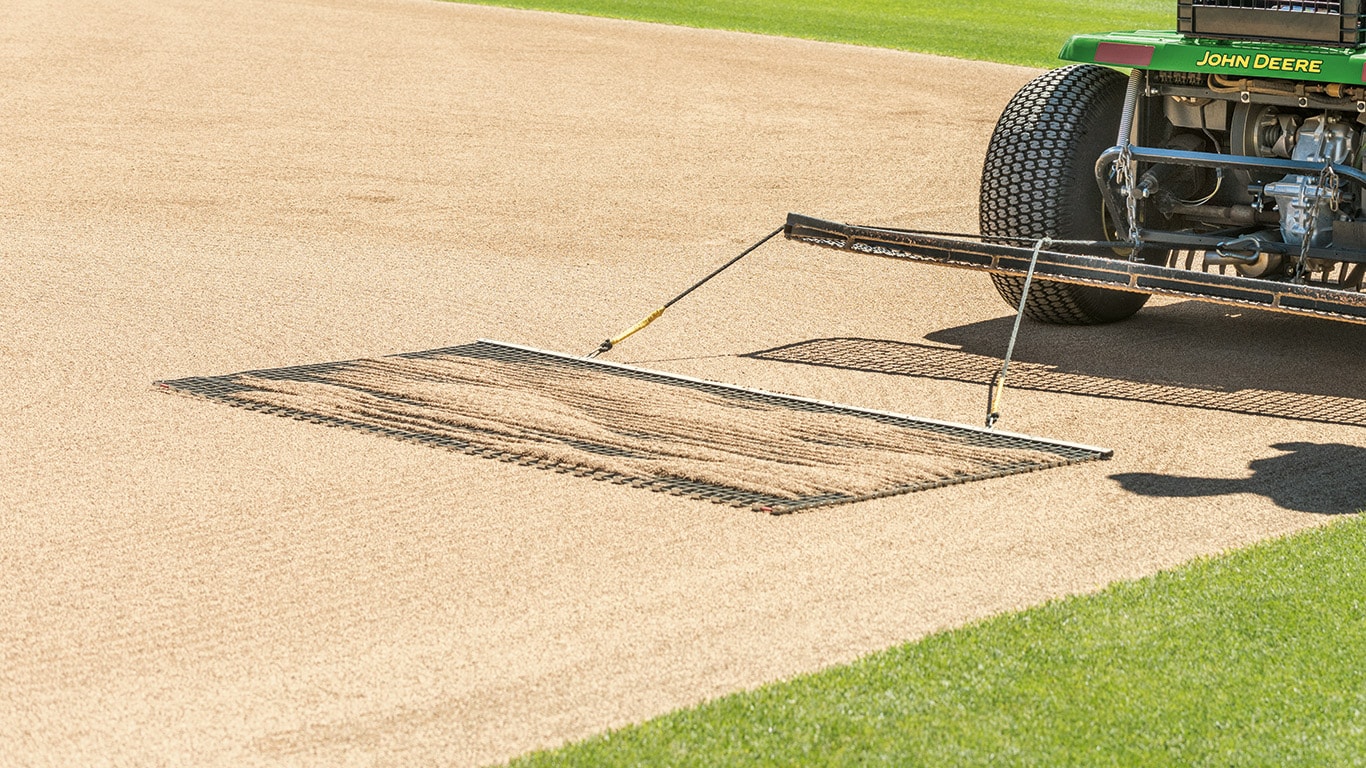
[1095,42,1155,67]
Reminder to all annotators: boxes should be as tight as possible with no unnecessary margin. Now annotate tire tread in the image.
[980,64,1151,325]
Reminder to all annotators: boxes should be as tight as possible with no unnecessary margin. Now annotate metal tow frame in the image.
[783,213,1366,325]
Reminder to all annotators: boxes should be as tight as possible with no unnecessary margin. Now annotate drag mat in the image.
[156,340,1110,514]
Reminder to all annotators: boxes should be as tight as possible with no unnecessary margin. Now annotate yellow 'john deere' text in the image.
[1194,50,1323,73]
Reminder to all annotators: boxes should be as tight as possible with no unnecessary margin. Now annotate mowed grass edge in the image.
[452,0,1169,69]
[450,0,1366,763]
[510,516,1366,765]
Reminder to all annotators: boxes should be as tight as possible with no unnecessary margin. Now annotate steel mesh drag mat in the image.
[155,340,1111,514]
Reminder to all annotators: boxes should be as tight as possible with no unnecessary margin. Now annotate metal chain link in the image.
[1114,145,1141,251]
[1294,164,1342,281]
[1319,164,1341,213]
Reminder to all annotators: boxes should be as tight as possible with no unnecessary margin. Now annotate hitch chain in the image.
[1296,225,1314,281]
[1292,164,1341,281]
[1114,145,1141,251]
[1319,164,1342,214]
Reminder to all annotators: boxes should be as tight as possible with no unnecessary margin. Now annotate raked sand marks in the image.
[10,1,1363,764]
[157,341,1109,513]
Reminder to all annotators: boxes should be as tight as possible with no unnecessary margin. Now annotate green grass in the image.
[513,517,1366,766]
[456,0,1169,68]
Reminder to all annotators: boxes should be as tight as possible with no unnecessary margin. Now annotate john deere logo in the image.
[1195,50,1323,73]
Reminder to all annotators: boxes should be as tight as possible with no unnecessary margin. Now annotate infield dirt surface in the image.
[4,1,1365,765]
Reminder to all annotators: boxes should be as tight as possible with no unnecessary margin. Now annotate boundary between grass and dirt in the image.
[453,0,1170,68]
[438,1,1366,764]
[511,516,1366,766]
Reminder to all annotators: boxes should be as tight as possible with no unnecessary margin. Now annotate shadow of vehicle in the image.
[745,302,1366,427]
[1111,442,1366,515]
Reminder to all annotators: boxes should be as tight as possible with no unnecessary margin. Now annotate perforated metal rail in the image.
[784,213,1366,326]
[156,340,1111,514]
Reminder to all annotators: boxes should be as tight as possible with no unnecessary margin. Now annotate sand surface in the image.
[3,1,1364,765]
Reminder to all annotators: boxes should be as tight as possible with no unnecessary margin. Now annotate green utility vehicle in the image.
[786,0,1366,327]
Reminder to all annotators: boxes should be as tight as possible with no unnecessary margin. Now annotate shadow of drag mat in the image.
[1112,442,1366,515]
[747,301,1366,427]
[923,301,1366,402]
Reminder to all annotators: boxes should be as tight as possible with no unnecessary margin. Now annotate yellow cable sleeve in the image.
[986,372,1006,425]
[607,306,666,347]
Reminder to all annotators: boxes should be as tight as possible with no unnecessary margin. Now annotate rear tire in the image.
[980,64,1153,325]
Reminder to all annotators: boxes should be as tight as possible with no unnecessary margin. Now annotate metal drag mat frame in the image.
[784,213,1366,325]
[155,340,1112,514]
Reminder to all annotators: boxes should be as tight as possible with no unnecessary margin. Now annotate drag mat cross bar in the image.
[783,213,1366,326]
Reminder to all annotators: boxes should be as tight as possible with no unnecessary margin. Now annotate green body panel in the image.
[1061,30,1366,84]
